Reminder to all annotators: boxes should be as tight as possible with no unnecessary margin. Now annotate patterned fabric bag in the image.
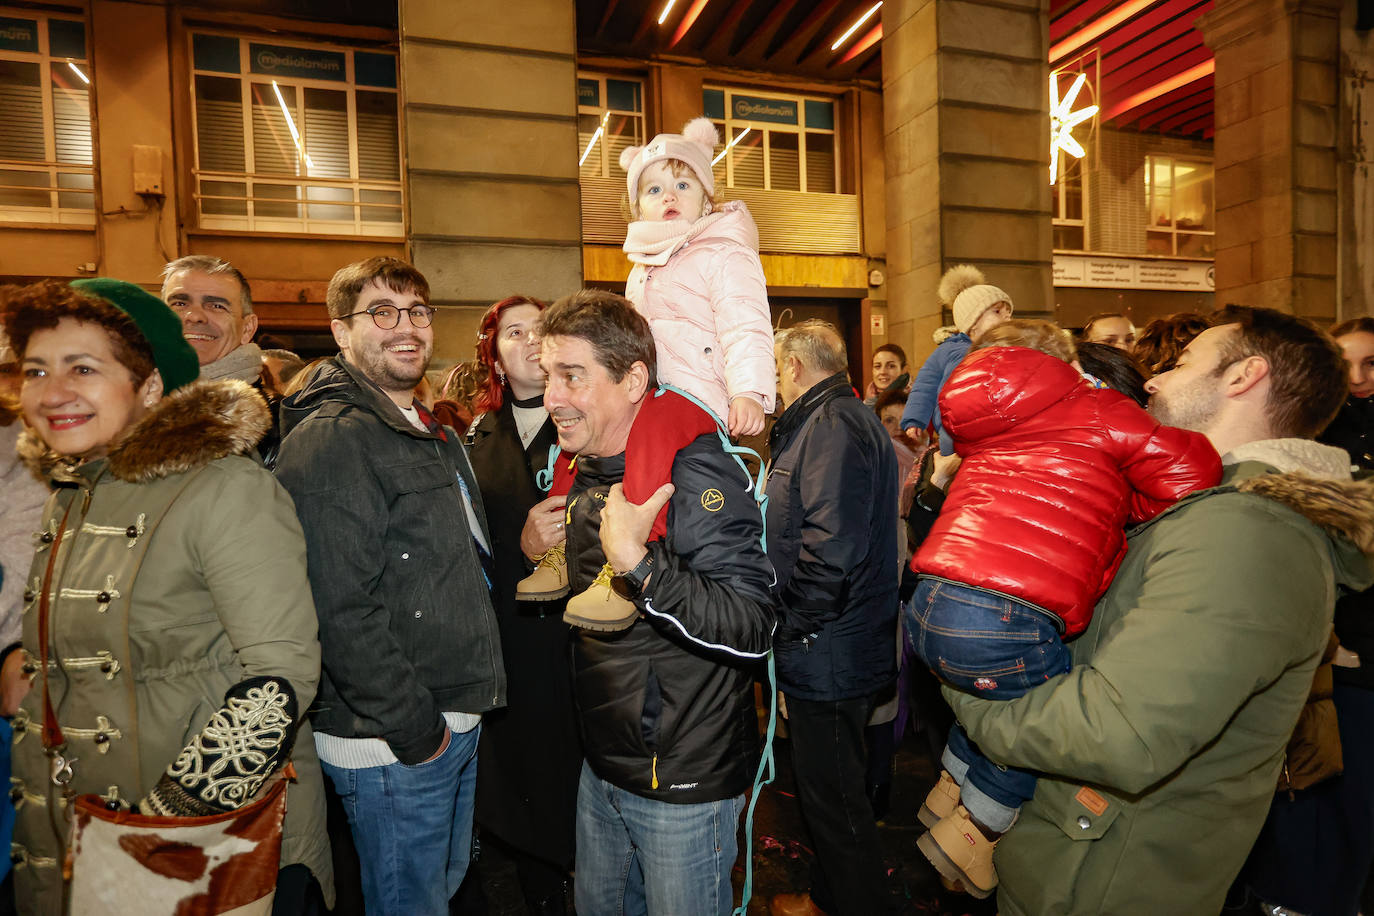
[66,770,289,915]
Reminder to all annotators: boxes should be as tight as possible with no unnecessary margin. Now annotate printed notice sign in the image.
[1053,254,1214,291]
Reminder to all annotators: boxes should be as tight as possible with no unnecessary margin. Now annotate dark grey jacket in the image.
[765,372,898,701]
[275,357,505,764]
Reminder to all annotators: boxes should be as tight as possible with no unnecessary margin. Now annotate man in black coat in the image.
[528,289,775,916]
[275,257,505,916]
[765,319,898,916]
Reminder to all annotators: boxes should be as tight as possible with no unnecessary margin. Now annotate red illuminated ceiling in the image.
[576,1,1214,139]
[576,0,884,81]
[1051,0,1215,138]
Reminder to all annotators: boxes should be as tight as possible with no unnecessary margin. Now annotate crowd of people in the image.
[0,115,1371,916]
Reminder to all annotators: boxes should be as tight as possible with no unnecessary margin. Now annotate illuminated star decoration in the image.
[1050,71,1098,185]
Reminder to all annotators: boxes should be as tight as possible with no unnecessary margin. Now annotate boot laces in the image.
[536,541,566,569]
[591,562,616,590]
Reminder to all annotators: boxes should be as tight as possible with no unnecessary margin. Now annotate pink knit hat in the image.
[620,118,719,208]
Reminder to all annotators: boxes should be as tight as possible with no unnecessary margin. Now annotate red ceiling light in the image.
[1050,0,1157,63]
[668,0,711,47]
[1102,59,1214,120]
[837,23,881,64]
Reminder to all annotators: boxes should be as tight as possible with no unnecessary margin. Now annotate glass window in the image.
[1052,152,1086,252]
[577,73,645,184]
[190,32,403,236]
[703,86,838,194]
[1144,155,1214,257]
[0,12,94,224]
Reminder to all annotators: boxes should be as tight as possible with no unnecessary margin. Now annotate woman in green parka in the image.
[0,279,333,914]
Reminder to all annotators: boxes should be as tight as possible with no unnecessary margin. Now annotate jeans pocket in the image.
[935,655,1032,697]
[397,729,456,771]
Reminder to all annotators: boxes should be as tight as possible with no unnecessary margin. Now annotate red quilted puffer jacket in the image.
[912,346,1221,636]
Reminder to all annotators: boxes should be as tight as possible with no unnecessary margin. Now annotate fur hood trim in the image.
[1222,438,1353,480]
[20,379,270,485]
[1238,472,1374,560]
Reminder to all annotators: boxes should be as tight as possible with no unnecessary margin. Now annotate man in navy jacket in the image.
[765,319,899,916]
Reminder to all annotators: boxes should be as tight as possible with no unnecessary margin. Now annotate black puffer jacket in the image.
[568,433,774,805]
[276,357,505,764]
[765,372,898,701]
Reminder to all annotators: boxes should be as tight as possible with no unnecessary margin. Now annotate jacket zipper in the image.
[431,440,502,705]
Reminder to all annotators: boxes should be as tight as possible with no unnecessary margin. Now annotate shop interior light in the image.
[579,111,610,167]
[711,126,750,166]
[1049,71,1097,184]
[272,80,314,170]
[67,62,89,85]
[832,2,882,51]
[658,0,679,25]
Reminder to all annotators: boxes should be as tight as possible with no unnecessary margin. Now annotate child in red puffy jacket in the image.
[904,319,1222,898]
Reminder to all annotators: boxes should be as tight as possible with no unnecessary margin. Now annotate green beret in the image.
[70,278,200,392]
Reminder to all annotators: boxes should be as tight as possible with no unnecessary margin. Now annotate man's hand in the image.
[728,397,766,438]
[418,727,451,764]
[1,651,33,718]
[520,495,568,561]
[600,482,674,574]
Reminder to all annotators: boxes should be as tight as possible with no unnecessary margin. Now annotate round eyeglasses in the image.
[343,304,435,330]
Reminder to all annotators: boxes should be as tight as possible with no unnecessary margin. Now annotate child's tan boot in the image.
[562,562,637,631]
[916,805,998,899]
[517,541,570,601]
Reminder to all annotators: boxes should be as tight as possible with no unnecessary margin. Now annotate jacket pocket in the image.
[1041,782,1122,842]
[392,459,455,495]
[640,665,662,753]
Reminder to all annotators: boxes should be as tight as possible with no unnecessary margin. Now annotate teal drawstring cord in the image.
[734,651,778,916]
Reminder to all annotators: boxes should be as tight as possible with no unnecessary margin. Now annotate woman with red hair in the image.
[465,295,580,914]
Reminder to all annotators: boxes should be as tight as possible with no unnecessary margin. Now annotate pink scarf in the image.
[622,210,727,266]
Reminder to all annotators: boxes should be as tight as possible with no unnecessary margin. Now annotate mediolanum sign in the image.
[731,95,798,125]
[249,43,346,81]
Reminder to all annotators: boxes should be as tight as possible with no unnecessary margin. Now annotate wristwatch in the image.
[618,551,655,598]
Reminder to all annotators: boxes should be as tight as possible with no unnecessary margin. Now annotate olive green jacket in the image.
[948,441,1374,916]
[11,380,333,914]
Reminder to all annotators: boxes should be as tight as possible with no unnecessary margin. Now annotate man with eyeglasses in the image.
[275,257,506,916]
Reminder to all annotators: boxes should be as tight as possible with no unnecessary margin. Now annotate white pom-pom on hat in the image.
[681,117,719,154]
[622,116,720,214]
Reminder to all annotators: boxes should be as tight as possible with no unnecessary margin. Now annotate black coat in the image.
[467,400,581,867]
[567,434,775,804]
[765,372,899,701]
[1322,397,1374,688]
[275,357,505,764]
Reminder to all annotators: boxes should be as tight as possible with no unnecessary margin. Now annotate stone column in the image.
[398,0,583,360]
[1199,0,1343,321]
[880,0,1051,366]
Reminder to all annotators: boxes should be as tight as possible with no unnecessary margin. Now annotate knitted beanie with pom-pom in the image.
[940,264,1014,335]
[620,118,719,211]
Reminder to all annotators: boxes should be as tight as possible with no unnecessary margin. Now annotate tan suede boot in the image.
[516,541,570,601]
[916,805,998,899]
[918,769,962,829]
[562,562,637,631]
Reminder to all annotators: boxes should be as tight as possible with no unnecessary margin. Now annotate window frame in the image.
[0,9,95,225]
[704,85,839,194]
[187,29,404,238]
[576,71,645,183]
[1052,151,1087,252]
[1144,153,1215,258]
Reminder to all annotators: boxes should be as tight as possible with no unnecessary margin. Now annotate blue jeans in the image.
[321,724,480,916]
[574,762,745,916]
[905,577,1071,831]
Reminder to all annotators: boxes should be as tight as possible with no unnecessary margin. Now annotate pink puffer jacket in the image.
[624,200,776,420]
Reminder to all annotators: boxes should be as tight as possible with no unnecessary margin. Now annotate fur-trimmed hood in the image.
[1220,438,1374,589]
[20,378,270,485]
